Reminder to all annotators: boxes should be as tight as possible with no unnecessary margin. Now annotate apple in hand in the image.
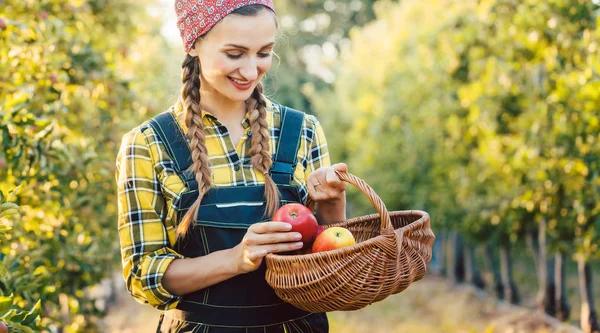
[312,227,356,253]
[273,203,318,245]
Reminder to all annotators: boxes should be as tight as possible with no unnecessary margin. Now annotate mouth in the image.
[228,76,253,90]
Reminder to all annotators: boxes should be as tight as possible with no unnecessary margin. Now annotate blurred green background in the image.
[1,0,600,332]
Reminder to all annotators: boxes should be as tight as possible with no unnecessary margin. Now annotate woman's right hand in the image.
[231,222,304,274]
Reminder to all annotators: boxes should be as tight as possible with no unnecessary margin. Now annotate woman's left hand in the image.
[307,163,347,203]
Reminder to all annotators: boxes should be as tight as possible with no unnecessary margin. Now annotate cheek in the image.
[211,58,237,76]
[258,58,273,74]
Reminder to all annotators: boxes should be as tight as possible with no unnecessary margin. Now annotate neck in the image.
[199,83,248,124]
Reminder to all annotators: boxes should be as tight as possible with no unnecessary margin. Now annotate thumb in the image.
[332,163,348,173]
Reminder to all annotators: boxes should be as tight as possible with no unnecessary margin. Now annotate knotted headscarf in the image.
[175,0,276,53]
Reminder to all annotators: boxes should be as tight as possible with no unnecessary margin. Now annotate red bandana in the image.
[175,0,275,53]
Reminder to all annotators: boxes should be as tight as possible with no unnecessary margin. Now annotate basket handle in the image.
[305,170,393,233]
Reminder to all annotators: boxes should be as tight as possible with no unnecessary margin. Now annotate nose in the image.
[239,57,259,81]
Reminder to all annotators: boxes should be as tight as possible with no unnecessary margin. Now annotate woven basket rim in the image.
[338,209,430,231]
[266,209,429,262]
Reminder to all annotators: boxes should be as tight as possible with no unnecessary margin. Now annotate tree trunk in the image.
[485,243,504,299]
[464,242,473,283]
[453,233,465,283]
[108,274,118,305]
[432,232,446,275]
[58,292,70,333]
[444,231,453,278]
[554,252,570,321]
[464,242,485,289]
[447,232,465,283]
[537,218,548,311]
[536,218,557,316]
[499,244,520,304]
[526,225,539,272]
[577,257,599,333]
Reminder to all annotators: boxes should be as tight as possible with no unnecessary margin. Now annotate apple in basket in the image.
[312,227,356,253]
[315,224,325,238]
[273,203,318,246]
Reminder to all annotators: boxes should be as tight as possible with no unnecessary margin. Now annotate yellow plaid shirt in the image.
[116,99,331,310]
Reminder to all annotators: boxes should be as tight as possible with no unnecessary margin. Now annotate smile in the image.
[228,77,253,90]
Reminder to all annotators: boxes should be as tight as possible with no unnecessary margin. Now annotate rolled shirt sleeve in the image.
[116,127,184,310]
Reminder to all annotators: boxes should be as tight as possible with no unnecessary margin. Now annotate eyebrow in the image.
[224,42,275,50]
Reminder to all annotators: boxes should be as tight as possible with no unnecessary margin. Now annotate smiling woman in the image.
[115,1,347,332]
[187,7,278,105]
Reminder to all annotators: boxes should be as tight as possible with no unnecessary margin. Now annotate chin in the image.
[225,87,256,102]
[221,93,249,104]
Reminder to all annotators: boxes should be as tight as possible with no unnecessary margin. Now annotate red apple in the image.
[316,225,325,238]
[0,18,6,31]
[312,227,356,253]
[273,203,318,245]
[0,321,7,333]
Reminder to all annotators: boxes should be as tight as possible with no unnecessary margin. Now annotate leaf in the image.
[0,203,19,213]
[21,300,41,325]
[0,308,14,320]
[10,309,27,322]
[0,294,13,316]
[32,266,47,277]
[10,321,36,333]
[7,185,21,202]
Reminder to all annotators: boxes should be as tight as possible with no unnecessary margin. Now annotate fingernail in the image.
[293,233,302,240]
[284,223,292,230]
[295,242,303,248]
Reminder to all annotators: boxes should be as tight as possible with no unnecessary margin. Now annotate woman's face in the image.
[189,9,277,103]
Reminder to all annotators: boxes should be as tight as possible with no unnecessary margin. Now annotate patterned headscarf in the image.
[175,0,276,53]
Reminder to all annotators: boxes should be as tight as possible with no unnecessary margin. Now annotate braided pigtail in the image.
[177,55,212,238]
[248,83,280,218]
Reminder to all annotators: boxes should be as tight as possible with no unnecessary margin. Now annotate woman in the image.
[116,1,347,332]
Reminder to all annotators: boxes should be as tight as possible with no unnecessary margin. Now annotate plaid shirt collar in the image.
[172,98,274,134]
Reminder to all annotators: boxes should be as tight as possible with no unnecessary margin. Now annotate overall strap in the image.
[271,105,305,185]
[149,106,305,187]
[147,111,195,186]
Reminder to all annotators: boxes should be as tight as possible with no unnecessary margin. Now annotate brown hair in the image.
[176,5,280,238]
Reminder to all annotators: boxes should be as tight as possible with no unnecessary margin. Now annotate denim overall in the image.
[149,105,329,333]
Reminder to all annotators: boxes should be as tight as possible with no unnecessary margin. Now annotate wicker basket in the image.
[265,171,436,313]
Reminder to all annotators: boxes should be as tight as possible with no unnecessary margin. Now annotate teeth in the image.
[230,77,249,85]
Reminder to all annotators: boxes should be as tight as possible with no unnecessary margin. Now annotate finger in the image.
[325,167,346,192]
[332,163,348,173]
[253,231,303,245]
[307,171,323,186]
[307,179,320,195]
[262,241,304,254]
[247,249,268,262]
[250,221,292,234]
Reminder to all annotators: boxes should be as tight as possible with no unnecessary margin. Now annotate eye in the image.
[226,53,243,59]
[258,52,272,58]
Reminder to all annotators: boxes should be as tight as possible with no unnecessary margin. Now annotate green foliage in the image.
[266,0,379,112]
[0,194,42,332]
[315,0,600,259]
[0,0,175,331]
